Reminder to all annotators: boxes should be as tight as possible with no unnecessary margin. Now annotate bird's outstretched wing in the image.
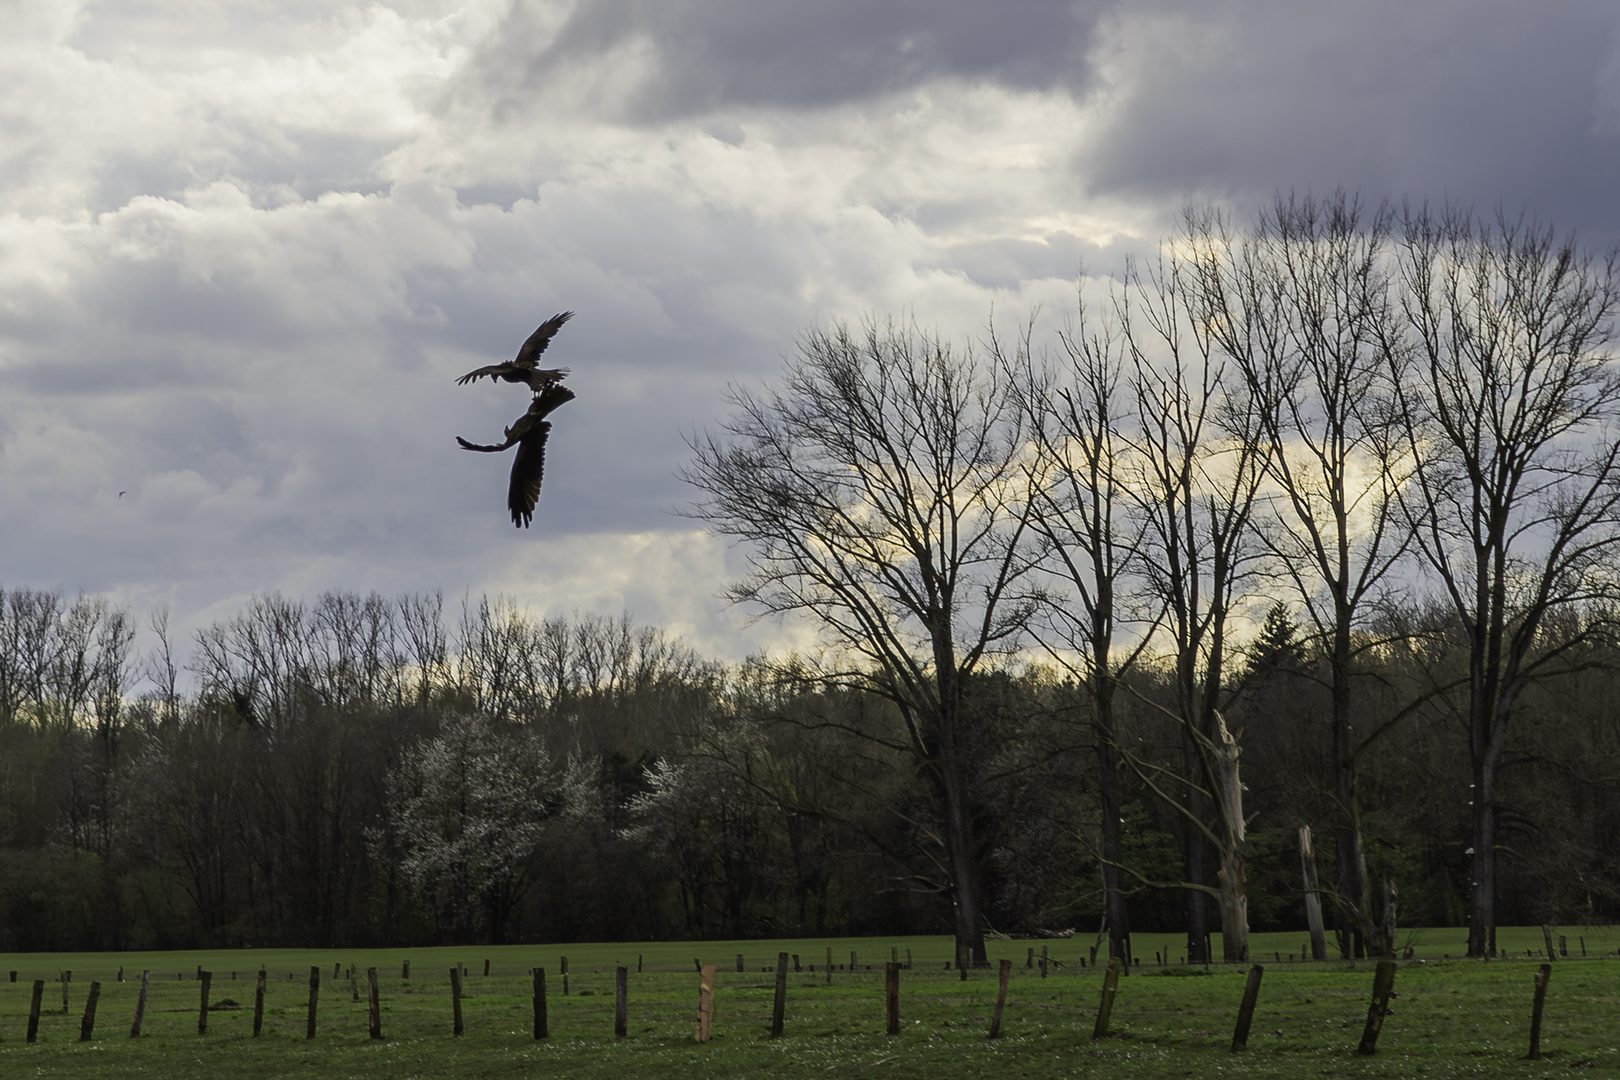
[456,435,512,453]
[513,311,574,367]
[508,421,550,528]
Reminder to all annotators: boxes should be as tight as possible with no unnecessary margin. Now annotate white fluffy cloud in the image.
[4,0,1619,675]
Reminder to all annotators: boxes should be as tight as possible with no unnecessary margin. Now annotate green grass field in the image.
[3,928,1618,1078]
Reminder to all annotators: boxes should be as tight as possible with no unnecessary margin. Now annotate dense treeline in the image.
[2,583,1618,953]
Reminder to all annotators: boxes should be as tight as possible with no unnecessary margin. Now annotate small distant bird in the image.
[457,384,575,527]
[455,311,574,392]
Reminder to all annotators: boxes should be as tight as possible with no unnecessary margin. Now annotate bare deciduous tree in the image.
[1393,207,1620,957]
[682,318,1042,967]
[1184,191,1416,958]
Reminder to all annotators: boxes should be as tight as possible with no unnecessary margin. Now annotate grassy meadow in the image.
[3,928,1619,1078]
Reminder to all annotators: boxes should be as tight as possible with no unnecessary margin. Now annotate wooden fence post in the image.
[130,970,150,1038]
[306,966,320,1040]
[27,979,44,1043]
[1092,959,1123,1039]
[79,981,101,1042]
[533,968,548,1039]
[735,953,745,973]
[483,959,490,977]
[770,952,788,1037]
[402,960,410,980]
[367,967,382,1040]
[987,959,1012,1039]
[1528,962,1552,1061]
[198,970,212,1034]
[826,947,833,984]
[1040,945,1049,979]
[61,970,70,1014]
[614,966,628,1039]
[1231,964,1265,1051]
[253,969,266,1037]
[1356,960,1397,1054]
[884,962,900,1035]
[450,967,463,1036]
[696,963,717,1042]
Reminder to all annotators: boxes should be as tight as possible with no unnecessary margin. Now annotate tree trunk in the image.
[1210,712,1248,963]
[1299,826,1328,960]
[1467,758,1497,957]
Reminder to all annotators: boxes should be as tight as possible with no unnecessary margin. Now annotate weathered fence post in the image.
[735,953,745,973]
[884,962,901,1035]
[253,969,266,1037]
[614,966,628,1039]
[533,968,548,1039]
[27,979,44,1043]
[483,959,490,977]
[349,969,359,1002]
[61,970,70,1014]
[987,958,1012,1039]
[198,970,212,1034]
[402,960,410,980]
[770,952,788,1037]
[306,966,320,1040]
[696,963,717,1042]
[1356,960,1397,1054]
[367,967,382,1040]
[826,947,833,984]
[79,981,101,1042]
[1092,959,1123,1039]
[1541,925,1557,959]
[450,967,463,1036]
[1528,962,1553,1061]
[1231,964,1265,1051]
[131,970,151,1038]
[561,956,569,996]
[1040,945,1049,979]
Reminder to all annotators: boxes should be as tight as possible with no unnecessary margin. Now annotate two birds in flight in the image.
[456,311,575,528]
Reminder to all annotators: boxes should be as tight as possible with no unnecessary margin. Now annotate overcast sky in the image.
[5,0,1620,671]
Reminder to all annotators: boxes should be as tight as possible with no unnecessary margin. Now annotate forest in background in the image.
[1,586,1616,954]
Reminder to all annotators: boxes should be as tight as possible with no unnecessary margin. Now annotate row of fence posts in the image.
[7,954,1565,1057]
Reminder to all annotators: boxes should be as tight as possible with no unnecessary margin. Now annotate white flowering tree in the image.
[377,716,568,943]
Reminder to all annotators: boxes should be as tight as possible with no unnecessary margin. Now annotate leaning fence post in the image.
[987,958,1012,1039]
[696,963,717,1042]
[27,979,44,1043]
[198,970,212,1035]
[130,970,151,1037]
[253,968,266,1037]
[770,952,788,1037]
[1230,964,1265,1051]
[1356,960,1397,1054]
[1528,962,1553,1061]
[1092,958,1123,1039]
[450,967,464,1036]
[614,966,629,1039]
[79,980,101,1042]
[306,966,320,1040]
[533,968,548,1039]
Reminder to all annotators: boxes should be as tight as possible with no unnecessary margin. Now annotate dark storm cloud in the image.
[490,0,1106,120]
[1085,0,1620,247]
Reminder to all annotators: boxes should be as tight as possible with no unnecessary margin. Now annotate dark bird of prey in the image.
[455,311,574,392]
[457,383,575,528]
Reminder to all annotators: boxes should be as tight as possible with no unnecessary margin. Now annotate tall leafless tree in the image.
[1116,248,1268,963]
[682,318,1042,967]
[1009,294,1151,969]
[1392,207,1620,957]
[1184,191,1417,958]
